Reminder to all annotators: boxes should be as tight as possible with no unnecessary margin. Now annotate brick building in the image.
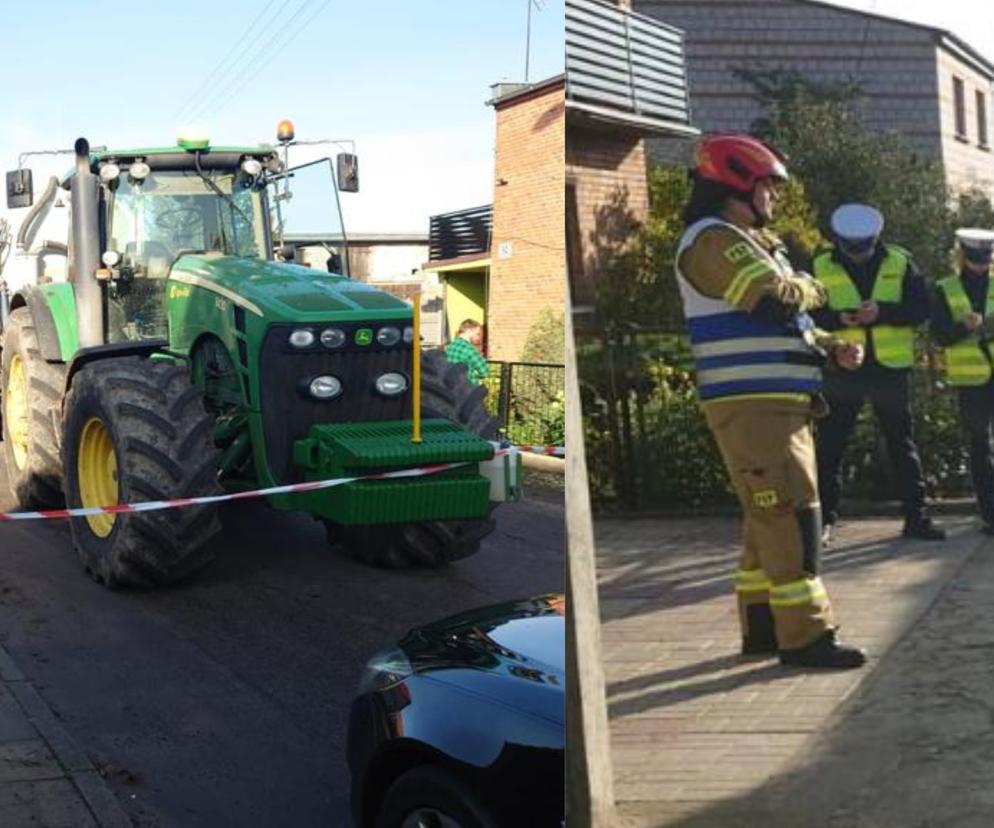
[486,76,567,362]
[638,0,994,197]
[424,77,566,362]
[565,0,698,321]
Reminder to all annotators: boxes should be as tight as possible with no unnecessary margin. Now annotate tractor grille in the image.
[259,323,413,483]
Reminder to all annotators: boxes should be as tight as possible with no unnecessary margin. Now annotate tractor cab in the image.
[87,146,279,342]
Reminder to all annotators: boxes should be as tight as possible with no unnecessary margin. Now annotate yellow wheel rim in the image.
[77,417,118,538]
[5,354,29,471]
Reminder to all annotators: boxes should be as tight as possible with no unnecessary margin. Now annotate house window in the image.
[953,76,967,140]
[977,90,989,149]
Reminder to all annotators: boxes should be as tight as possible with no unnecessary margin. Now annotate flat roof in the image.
[487,74,566,108]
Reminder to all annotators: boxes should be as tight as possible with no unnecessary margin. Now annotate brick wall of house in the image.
[936,46,994,196]
[488,81,566,362]
[565,125,654,312]
[641,0,945,165]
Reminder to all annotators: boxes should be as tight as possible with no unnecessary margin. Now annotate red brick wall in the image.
[565,125,650,309]
[488,82,566,362]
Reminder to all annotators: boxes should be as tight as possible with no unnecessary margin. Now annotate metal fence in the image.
[483,361,565,447]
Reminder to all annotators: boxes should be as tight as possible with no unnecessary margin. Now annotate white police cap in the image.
[955,228,994,252]
[830,203,885,241]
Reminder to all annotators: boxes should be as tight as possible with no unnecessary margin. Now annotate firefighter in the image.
[811,204,945,544]
[675,134,865,669]
[930,228,994,533]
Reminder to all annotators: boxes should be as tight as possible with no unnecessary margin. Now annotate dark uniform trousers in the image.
[816,368,928,524]
[956,381,994,525]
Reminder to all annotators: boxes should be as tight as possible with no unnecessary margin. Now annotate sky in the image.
[819,0,994,64]
[0,0,564,235]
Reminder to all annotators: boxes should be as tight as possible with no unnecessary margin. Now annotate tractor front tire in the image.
[330,349,501,568]
[1,307,66,507]
[61,357,221,588]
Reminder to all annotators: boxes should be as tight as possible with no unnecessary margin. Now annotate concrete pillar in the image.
[565,305,617,827]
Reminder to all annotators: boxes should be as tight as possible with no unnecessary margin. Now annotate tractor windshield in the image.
[107,169,268,277]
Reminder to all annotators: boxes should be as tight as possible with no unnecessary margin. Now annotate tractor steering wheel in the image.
[153,207,203,236]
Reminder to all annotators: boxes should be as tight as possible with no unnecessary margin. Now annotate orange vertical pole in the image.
[412,292,422,444]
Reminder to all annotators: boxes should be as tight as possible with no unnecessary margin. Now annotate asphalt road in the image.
[0,469,564,827]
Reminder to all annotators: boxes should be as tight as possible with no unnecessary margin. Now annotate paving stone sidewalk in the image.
[0,645,130,828]
[595,514,986,826]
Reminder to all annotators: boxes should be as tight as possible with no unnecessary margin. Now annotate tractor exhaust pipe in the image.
[71,137,103,348]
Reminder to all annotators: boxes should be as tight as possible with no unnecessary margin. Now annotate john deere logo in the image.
[355,328,373,346]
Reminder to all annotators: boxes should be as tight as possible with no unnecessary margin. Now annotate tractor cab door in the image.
[268,158,349,276]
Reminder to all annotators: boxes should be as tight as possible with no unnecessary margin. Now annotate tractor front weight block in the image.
[269,419,493,525]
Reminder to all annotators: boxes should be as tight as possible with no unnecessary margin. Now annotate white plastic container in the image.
[481,446,522,502]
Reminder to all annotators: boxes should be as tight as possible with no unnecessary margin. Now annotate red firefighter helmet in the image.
[694,134,788,194]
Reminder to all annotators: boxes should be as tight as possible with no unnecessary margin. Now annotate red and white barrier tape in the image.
[0,461,468,523]
[0,443,564,523]
[515,445,565,457]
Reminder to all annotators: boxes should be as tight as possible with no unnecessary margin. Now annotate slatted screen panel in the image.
[428,205,493,261]
[566,0,693,127]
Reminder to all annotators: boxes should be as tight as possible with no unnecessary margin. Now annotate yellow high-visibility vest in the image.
[937,274,994,386]
[812,246,914,369]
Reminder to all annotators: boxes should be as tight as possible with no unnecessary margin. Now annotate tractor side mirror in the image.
[336,153,359,193]
[6,169,33,208]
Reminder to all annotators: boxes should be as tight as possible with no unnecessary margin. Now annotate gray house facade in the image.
[637,0,994,198]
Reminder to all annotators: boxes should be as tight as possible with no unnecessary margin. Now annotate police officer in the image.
[676,134,865,669]
[811,204,945,543]
[931,229,994,533]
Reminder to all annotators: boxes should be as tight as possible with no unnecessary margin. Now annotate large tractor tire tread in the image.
[62,357,221,588]
[330,349,500,569]
[1,308,66,508]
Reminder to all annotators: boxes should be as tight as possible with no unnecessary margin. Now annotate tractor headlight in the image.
[403,326,414,344]
[241,158,263,177]
[128,161,151,183]
[375,372,408,396]
[376,326,401,346]
[289,329,315,348]
[309,375,343,399]
[99,163,120,184]
[320,327,346,349]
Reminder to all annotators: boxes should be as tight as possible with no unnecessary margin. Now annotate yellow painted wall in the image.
[444,269,488,342]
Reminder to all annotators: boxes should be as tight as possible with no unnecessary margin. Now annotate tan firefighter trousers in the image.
[704,397,835,650]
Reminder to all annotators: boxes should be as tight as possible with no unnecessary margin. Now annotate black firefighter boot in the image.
[779,629,866,669]
[741,603,778,657]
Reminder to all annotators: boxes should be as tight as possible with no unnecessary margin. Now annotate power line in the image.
[200,0,334,122]
[853,0,879,81]
[175,0,282,122]
[182,0,311,125]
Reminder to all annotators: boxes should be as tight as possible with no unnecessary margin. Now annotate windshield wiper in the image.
[193,152,253,250]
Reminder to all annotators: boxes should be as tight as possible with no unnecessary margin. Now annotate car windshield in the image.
[107,169,268,278]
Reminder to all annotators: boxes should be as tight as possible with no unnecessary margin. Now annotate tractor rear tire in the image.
[61,357,221,588]
[1,307,66,507]
[330,349,500,568]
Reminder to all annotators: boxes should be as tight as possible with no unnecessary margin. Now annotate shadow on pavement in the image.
[596,517,965,624]
[608,658,790,720]
[617,534,994,828]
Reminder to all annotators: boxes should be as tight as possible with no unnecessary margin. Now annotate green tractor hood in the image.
[170,254,413,323]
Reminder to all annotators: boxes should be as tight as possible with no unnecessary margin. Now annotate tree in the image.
[737,67,954,278]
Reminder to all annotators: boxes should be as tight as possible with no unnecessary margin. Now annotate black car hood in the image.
[399,595,565,725]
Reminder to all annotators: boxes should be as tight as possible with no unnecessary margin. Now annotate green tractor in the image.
[0,130,502,587]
